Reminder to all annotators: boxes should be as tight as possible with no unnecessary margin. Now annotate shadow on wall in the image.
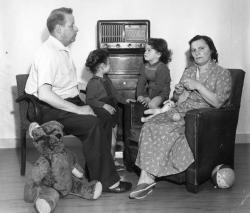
[79,66,93,90]
[185,49,192,68]
[11,85,21,147]
[41,27,49,43]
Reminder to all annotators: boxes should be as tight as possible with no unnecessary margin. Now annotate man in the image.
[25,7,131,193]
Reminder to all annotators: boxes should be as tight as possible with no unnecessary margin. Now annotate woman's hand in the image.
[174,83,185,94]
[103,104,116,115]
[182,78,201,91]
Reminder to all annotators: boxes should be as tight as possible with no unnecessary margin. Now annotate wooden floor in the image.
[0,144,250,213]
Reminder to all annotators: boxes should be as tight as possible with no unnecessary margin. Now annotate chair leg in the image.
[123,146,134,172]
[186,182,199,193]
[20,130,26,176]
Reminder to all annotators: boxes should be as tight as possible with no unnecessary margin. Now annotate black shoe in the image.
[105,181,132,193]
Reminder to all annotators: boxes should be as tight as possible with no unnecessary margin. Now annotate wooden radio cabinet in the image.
[97,20,150,141]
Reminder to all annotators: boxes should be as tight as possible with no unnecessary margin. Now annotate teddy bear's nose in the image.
[55,133,62,139]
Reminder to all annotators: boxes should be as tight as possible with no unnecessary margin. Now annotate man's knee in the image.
[83,115,100,129]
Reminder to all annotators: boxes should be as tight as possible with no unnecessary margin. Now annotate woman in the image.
[129,35,232,199]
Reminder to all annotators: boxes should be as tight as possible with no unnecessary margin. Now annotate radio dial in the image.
[103,43,108,48]
[128,43,132,48]
[116,44,121,48]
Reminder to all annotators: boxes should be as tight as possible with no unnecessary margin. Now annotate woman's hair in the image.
[189,35,218,63]
[85,49,109,74]
[47,7,73,33]
[147,38,172,64]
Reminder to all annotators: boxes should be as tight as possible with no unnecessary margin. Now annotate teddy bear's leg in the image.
[70,177,102,200]
[24,157,50,203]
[35,186,60,213]
[24,181,40,203]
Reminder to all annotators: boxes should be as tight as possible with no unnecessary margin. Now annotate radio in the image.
[97,20,150,53]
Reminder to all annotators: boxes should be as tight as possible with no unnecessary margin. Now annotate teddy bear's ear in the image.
[53,121,64,129]
[41,121,64,135]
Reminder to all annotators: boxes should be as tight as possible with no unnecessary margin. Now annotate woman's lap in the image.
[135,111,194,177]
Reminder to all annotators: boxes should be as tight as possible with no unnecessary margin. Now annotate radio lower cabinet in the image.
[108,54,143,142]
[108,54,143,99]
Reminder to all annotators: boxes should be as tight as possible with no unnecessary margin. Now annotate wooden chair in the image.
[16,74,37,175]
[123,69,245,193]
[16,74,85,176]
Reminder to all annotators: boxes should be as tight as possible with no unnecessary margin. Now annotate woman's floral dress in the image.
[135,62,232,177]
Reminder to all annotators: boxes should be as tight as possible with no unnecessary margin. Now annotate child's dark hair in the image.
[147,38,172,64]
[85,49,109,74]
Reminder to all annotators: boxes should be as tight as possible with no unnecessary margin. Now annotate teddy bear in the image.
[24,120,102,213]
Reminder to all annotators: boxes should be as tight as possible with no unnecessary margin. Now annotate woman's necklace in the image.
[196,66,200,80]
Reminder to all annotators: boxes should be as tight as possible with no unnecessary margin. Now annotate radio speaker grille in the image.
[100,23,124,43]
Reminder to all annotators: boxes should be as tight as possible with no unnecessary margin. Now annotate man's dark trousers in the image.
[38,96,120,190]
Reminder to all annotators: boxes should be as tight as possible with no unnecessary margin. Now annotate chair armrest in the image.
[16,94,42,123]
[185,107,239,168]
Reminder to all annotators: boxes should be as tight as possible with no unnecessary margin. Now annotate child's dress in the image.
[136,61,171,101]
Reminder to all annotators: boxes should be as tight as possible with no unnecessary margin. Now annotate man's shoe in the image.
[105,181,132,193]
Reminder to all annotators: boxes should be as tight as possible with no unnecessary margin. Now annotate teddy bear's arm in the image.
[65,147,85,179]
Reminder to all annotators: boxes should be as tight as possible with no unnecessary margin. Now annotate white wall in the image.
[0,0,249,148]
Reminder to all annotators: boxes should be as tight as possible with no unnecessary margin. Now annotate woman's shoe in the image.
[129,182,156,199]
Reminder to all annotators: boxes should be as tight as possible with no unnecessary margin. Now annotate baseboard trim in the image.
[0,134,250,149]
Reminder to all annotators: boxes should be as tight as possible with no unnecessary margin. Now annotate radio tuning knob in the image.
[116,44,120,48]
[128,43,132,48]
[103,43,108,48]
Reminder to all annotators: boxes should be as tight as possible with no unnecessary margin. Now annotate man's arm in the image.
[38,84,95,115]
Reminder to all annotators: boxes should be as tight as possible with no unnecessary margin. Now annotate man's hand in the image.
[103,104,116,115]
[77,105,96,116]
[126,98,136,103]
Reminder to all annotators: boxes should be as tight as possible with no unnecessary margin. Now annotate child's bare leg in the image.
[148,96,163,109]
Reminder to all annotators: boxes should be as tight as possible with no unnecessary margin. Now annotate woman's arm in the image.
[181,68,232,108]
[182,77,226,108]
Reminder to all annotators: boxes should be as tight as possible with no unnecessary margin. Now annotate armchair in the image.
[123,69,245,193]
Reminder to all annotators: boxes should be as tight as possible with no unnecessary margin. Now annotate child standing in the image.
[85,49,134,165]
[136,38,172,109]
